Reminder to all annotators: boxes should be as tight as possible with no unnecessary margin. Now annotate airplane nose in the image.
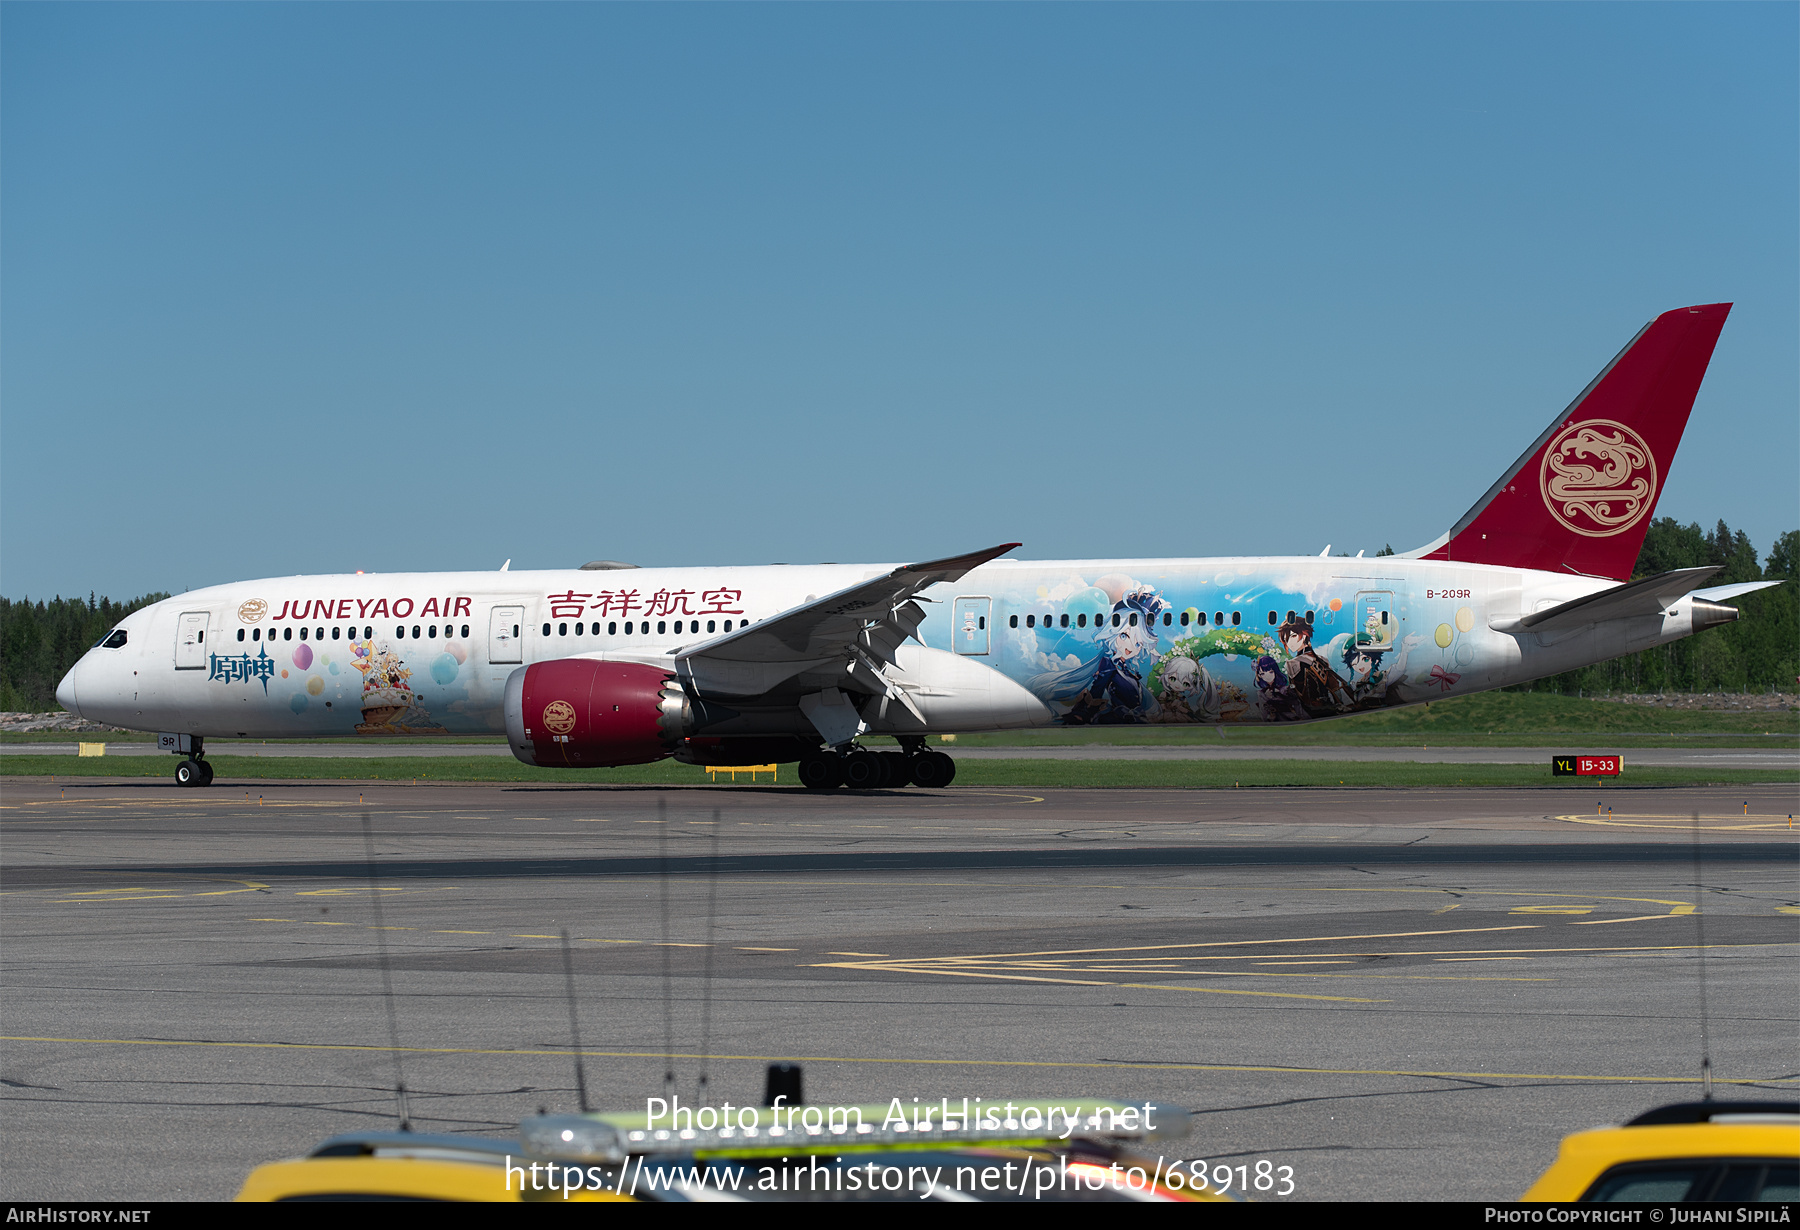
[56,663,82,718]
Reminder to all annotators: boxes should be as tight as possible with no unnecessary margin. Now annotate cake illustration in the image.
[344,640,447,733]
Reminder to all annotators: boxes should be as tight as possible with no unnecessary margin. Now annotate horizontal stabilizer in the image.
[1689,579,1785,604]
[1515,566,1720,633]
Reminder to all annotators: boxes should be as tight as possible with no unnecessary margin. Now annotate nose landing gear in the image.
[165,734,215,788]
[174,758,214,788]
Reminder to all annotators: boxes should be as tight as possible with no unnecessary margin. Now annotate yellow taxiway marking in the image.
[893,923,1547,962]
[48,875,272,904]
[2,1035,1787,1087]
[736,946,798,952]
[1557,813,1799,832]
[1572,914,1686,926]
[829,952,890,957]
[806,962,1384,1002]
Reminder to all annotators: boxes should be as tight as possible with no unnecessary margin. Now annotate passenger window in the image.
[658,621,667,634]
[1267,611,1276,625]
[977,617,985,630]
[1231,612,1241,626]
[1128,613,1137,627]
[1178,612,1188,626]
[198,630,204,642]
[283,627,291,641]
[252,628,260,640]
[512,624,519,637]
[1060,614,1069,628]
[558,622,568,636]
[316,628,323,641]
[332,627,341,640]
[575,622,584,636]
[1305,610,1314,624]
[461,625,470,638]
[724,620,733,632]
[1025,614,1035,628]
[411,625,419,638]
[707,620,716,633]
[1163,612,1172,626]
[625,621,634,635]
[1112,614,1121,627]
[300,627,308,641]
[366,627,374,639]
[429,625,438,638]
[609,622,618,635]
[542,623,551,636]
[237,628,246,642]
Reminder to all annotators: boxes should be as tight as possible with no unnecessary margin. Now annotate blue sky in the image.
[4,4,1794,599]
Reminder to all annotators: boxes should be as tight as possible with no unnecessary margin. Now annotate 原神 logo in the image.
[542,700,578,736]
[238,598,268,624]
[1538,418,1657,537]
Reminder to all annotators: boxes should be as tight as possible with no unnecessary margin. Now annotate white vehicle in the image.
[57,303,1778,789]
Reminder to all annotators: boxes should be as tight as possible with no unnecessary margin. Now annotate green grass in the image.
[6,754,1792,790]
[7,693,1793,750]
[883,692,1799,749]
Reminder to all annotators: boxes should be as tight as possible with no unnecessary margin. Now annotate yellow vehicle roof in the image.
[1522,1102,1800,1202]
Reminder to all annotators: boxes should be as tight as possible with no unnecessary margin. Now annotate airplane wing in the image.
[672,543,1020,700]
[1517,566,1722,633]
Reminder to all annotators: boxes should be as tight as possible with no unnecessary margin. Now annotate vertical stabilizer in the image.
[1418,304,1731,579]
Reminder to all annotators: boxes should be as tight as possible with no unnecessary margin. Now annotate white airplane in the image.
[57,303,1780,789]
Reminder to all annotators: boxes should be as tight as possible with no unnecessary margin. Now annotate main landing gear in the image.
[173,736,214,788]
[797,739,957,791]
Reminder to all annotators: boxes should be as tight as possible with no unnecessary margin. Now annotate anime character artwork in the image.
[1341,632,1426,710]
[1061,588,1169,724]
[1252,655,1308,721]
[1014,569,1440,727]
[1277,616,1353,717]
[349,639,450,734]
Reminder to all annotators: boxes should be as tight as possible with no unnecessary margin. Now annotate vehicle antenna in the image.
[696,811,721,1104]
[658,796,676,1099]
[1690,811,1713,1101]
[560,929,591,1113]
[361,812,412,1131]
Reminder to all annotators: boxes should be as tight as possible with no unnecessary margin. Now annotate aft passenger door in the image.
[488,605,525,664]
[953,596,991,655]
[174,611,211,669]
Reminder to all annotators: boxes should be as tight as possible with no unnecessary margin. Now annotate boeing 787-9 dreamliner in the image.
[56,304,1780,789]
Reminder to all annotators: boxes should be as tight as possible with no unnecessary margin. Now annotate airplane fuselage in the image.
[60,555,1713,745]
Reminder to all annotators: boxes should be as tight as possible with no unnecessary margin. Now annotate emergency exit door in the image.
[174,612,210,669]
[488,605,525,664]
[953,596,990,655]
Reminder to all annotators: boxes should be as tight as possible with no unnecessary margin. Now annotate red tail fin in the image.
[1420,303,1731,580]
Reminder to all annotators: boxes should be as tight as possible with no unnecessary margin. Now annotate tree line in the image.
[0,519,1793,712]
[0,593,168,712]
[1516,518,1797,696]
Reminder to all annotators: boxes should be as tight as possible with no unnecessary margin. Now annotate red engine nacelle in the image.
[504,659,684,768]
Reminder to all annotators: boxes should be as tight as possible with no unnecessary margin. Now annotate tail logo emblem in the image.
[542,699,578,735]
[1538,418,1657,537]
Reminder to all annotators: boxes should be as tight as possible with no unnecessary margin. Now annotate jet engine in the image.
[504,659,687,768]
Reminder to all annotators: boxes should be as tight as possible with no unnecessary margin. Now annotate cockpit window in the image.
[94,629,128,649]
